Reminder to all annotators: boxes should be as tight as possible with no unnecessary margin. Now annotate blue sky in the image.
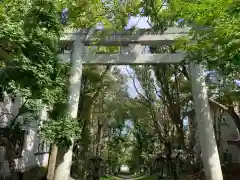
[119,16,151,97]
[119,16,150,132]
[96,15,151,96]
[122,16,189,127]
[126,16,151,29]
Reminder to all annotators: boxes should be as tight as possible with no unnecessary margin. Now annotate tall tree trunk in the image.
[77,96,94,179]
[54,39,84,180]
[95,93,104,157]
[135,134,143,174]
[187,114,197,172]
[189,62,223,180]
[95,122,103,156]
[79,120,90,179]
[47,143,58,180]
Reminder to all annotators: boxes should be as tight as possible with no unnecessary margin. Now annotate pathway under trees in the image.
[54,27,223,180]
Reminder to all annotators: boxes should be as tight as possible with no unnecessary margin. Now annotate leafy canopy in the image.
[0,0,67,104]
[143,0,240,74]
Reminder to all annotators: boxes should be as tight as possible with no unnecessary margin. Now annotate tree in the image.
[0,0,65,102]
[0,0,66,180]
[154,0,240,132]
[125,65,192,179]
[49,0,141,178]
[74,65,111,179]
[140,0,240,179]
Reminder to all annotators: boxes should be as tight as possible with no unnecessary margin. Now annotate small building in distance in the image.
[186,100,240,165]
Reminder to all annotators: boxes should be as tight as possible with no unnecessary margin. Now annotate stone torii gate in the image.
[58,27,189,64]
[53,27,223,180]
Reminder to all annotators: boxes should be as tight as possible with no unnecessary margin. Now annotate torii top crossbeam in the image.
[61,27,190,45]
[58,27,190,65]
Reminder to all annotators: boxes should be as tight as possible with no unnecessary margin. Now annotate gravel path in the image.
[117,174,146,180]
[117,175,133,179]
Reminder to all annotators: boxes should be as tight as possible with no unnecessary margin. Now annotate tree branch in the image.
[125,66,148,102]
[92,65,111,101]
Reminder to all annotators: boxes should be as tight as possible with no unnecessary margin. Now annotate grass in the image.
[100,175,122,180]
[100,175,157,180]
[132,175,157,180]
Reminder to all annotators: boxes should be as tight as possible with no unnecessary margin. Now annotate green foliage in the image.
[0,0,67,104]
[144,0,240,74]
[100,175,121,180]
[0,1,70,159]
[56,0,140,29]
[143,0,240,116]
[40,113,80,148]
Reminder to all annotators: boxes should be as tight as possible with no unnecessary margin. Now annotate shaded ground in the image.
[102,164,240,180]
[101,175,157,180]
[185,163,240,180]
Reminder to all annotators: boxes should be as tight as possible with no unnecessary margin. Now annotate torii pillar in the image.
[54,27,222,180]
